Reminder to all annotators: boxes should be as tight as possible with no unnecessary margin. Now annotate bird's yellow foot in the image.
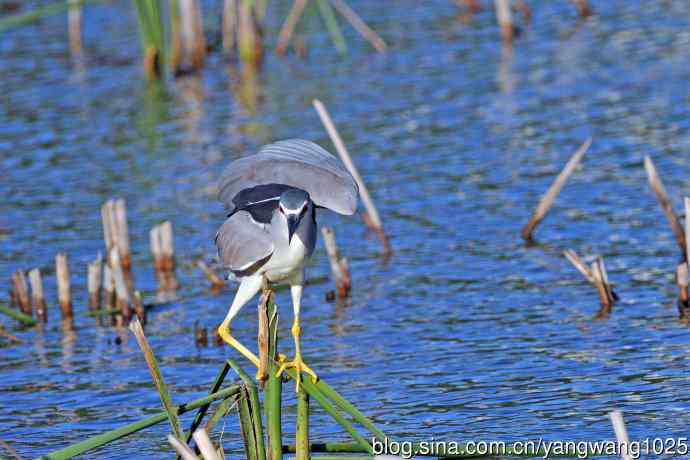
[217,321,260,368]
[275,353,318,392]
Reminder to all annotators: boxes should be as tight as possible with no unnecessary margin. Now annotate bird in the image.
[215,139,359,390]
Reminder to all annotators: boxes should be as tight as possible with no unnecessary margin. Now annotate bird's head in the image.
[278,189,311,243]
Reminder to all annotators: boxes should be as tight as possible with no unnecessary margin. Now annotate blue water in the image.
[2,0,690,458]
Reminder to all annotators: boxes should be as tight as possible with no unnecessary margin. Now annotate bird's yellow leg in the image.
[218,319,260,368]
[275,315,318,392]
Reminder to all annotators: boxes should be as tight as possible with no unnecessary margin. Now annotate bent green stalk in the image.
[0,304,36,326]
[228,359,266,460]
[263,294,283,460]
[39,385,241,460]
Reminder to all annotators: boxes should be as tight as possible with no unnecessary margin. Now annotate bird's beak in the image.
[287,214,299,243]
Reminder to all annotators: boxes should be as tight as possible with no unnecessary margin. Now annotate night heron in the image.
[215,139,358,389]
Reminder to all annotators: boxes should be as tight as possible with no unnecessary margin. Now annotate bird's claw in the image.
[275,354,318,392]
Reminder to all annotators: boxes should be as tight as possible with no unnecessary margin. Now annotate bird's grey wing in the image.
[215,211,274,277]
[218,139,358,215]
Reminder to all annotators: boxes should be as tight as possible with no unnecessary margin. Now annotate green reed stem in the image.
[228,359,267,460]
[0,304,36,326]
[39,385,241,460]
[129,319,184,441]
[202,396,236,433]
[315,0,347,54]
[296,386,310,460]
[238,386,259,460]
[315,380,386,442]
[284,369,371,454]
[181,361,231,455]
[263,294,283,460]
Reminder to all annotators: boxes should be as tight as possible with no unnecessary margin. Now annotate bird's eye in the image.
[279,207,285,215]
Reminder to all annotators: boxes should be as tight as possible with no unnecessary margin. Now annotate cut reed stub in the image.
[109,248,132,323]
[11,270,31,317]
[56,253,73,322]
[494,0,514,43]
[103,264,116,311]
[88,253,103,310]
[644,156,686,261]
[194,321,208,347]
[564,250,617,314]
[591,258,614,316]
[28,268,47,322]
[321,226,352,299]
[677,263,689,320]
[150,221,178,292]
[222,0,237,56]
[171,0,207,74]
[521,138,592,242]
[330,0,387,53]
[196,260,226,288]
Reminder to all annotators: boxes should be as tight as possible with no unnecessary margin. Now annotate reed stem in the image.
[184,361,231,446]
[644,155,686,260]
[238,386,259,460]
[0,303,36,326]
[263,293,283,460]
[316,0,347,54]
[296,386,310,460]
[129,318,184,440]
[28,268,47,322]
[227,359,267,460]
[330,0,386,52]
[312,99,390,255]
[521,138,591,241]
[39,385,241,460]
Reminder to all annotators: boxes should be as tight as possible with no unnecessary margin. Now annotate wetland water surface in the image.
[2,1,690,458]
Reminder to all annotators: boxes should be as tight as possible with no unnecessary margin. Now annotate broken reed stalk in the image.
[28,268,47,322]
[222,0,237,55]
[321,226,351,298]
[591,259,612,314]
[129,318,184,441]
[56,253,74,322]
[564,249,618,303]
[573,0,592,17]
[494,0,513,43]
[276,0,308,56]
[88,253,103,310]
[197,261,225,288]
[11,270,31,316]
[313,99,391,255]
[609,410,632,460]
[257,292,270,382]
[0,303,36,327]
[102,199,134,290]
[40,385,242,460]
[296,386,310,460]
[521,138,592,241]
[644,155,686,260]
[109,248,132,322]
[677,263,689,319]
[330,0,387,52]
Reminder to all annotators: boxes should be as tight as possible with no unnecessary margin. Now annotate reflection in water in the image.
[176,74,207,145]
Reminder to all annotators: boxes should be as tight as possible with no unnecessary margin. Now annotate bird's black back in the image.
[228,183,300,224]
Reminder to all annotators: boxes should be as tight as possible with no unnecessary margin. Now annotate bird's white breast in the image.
[262,216,314,282]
